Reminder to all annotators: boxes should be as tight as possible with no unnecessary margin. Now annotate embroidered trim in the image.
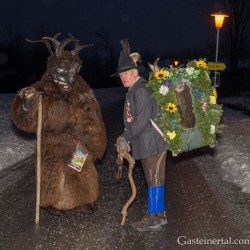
[124,100,134,123]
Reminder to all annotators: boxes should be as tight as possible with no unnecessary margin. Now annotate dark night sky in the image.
[0,0,218,54]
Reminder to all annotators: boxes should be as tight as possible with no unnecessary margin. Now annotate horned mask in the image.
[26,33,92,91]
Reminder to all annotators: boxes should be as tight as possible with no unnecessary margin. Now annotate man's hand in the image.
[116,136,130,152]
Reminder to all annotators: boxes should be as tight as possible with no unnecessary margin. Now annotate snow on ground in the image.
[193,105,250,193]
[220,95,250,110]
[0,93,36,169]
[0,89,250,194]
[219,108,250,192]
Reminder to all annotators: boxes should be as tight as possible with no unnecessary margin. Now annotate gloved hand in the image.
[116,136,129,152]
[18,86,37,100]
[17,87,44,111]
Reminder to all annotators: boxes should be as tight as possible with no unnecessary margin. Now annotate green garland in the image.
[147,58,223,155]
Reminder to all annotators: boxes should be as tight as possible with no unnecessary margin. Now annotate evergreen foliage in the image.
[147,59,223,155]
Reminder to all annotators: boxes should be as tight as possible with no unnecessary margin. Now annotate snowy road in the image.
[0,97,249,249]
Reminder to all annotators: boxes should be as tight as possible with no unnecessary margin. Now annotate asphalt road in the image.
[0,98,249,250]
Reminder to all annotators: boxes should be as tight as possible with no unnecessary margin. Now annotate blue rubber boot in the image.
[158,186,167,225]
[148,185,159,213]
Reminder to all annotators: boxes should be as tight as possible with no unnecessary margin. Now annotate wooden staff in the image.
[117,148,136,226]
[35,95,42,224]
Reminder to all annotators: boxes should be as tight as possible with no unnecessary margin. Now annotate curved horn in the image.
[68,33,93,56]
[53,32,61,40]
[153,58,160,72]
[56,38,78,57]
[25,39,53,55]
[42,36,60,50]
[72,44,94,56]
[148,58,160,72]
[39,33,62,51]
[49,33,62,50]
[68,33,80,49]
[68,33,75,39]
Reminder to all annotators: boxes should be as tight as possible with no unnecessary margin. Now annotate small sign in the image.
[68,148,88,172]
[208,62,227,71]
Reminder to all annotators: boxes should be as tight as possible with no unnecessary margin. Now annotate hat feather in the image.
[130,52,141,65]
[120,38,130,54]
[148,58,160,72]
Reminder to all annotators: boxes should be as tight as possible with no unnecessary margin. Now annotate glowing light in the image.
[211,12,229,29]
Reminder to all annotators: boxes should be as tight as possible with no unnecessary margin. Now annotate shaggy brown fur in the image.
[11,40,107,214]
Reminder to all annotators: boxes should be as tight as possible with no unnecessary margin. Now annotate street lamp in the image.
[173,60,179,67]
[211,12,229,87]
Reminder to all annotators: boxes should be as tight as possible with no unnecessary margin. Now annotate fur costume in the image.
[11,34,107,214]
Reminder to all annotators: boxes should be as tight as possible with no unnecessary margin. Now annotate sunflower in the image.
[166,103,177,113]
[154,69,168,80]
[196,60,207,69]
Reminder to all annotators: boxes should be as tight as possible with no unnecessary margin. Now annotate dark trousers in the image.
[141,151,167,187]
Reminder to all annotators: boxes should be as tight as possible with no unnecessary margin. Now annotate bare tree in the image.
[226,0,250,70]
[91,28,117,70]
[3,20,23,49]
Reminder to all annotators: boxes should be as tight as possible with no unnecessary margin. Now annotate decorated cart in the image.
[147,58,223,156]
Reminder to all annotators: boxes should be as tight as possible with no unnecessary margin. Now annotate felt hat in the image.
[111,38,141,77]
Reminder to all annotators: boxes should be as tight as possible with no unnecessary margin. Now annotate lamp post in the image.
[211,12,229,87]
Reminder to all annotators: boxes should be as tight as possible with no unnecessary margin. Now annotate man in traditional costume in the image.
[115,39,168,232]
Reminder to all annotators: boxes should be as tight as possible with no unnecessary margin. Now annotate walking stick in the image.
[35,95,42,224]
[116,148,136,226]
